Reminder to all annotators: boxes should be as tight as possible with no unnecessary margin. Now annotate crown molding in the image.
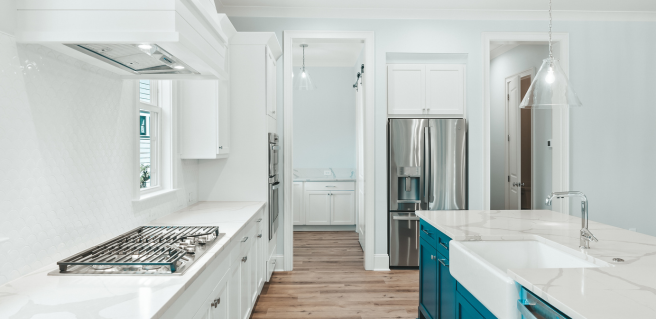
[221,7,656,21]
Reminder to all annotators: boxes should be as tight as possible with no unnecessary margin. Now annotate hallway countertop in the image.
[417,209,656,319]
[0,201,265,319]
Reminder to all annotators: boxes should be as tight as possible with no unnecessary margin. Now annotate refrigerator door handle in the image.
[423,126,431,206]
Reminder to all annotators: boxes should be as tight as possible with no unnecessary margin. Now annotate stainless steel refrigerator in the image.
[388,119,467,267]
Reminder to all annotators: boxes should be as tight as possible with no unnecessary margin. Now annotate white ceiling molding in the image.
[219,7,656,21]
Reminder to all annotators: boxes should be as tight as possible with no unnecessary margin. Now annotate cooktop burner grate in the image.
[54,226,220,275]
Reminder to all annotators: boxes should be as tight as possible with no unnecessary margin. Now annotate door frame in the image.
[283,30,375,271]
[483,32,570,214]
[504,69,534,209]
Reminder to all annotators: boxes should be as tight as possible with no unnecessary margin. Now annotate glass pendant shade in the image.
[294,66,315,91]
[519,57,582,109]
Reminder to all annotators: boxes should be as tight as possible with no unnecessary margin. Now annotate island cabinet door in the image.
[437,253,456,319]
[419,238,438,319]
[455,292,485,319]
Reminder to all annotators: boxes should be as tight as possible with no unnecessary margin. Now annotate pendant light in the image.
[294,44,316,91]
[519,0,582,109]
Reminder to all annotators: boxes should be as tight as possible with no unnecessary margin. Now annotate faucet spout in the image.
[545,191,597,249]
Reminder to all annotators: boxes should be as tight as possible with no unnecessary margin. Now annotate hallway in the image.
[251,231,419,318]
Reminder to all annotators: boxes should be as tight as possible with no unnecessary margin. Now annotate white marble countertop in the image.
[0,201,265,319]
[292,168,355,182]
[416,209,656,319]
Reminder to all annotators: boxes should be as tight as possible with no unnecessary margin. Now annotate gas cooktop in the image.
[49,226,223,276]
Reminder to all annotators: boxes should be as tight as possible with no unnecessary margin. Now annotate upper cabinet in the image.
[179,79,230,159]
[266,47,277,119]
[388,64,466,117]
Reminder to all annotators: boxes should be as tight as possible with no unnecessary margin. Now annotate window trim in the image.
[138,81,162,196]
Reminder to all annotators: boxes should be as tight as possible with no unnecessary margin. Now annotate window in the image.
[139,80,160,192]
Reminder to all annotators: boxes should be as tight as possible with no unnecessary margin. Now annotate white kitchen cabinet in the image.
[292,182,305,225]
[387,64,425,115]
[387,64,465,117]
[330,191,356,225]
[165,209,266,319]
[305,191,331,225]
[179,79,230,159]
[300,182,355,226]
[266,47,277,119]
[425,64,465,115]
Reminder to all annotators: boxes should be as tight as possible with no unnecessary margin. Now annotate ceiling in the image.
[292,39,364,67]
[215,0,656,20]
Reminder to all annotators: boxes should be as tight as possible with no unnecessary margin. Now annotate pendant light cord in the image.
[548,0,553,61]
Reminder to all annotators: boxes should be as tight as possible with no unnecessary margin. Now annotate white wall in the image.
[293,67,356,169]
[0,31,198,286]
[489,44,552,210]
[229,17,656,254]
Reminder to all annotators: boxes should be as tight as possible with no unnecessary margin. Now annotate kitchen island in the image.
[416,209,656,319]
[0,201,266,319]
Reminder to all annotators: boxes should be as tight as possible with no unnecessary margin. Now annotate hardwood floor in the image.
[251,231,419,319]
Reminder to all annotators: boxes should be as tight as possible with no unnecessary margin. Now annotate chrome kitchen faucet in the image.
[546,191,598,249]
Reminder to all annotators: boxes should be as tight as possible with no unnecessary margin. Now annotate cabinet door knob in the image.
[242,256,248,263]
[218,146,223,149]
[211,298,220,308]
[257,233,262,238]
[256,218,262,222]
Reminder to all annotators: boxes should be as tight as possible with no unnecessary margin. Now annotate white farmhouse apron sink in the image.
[450,240,608,319]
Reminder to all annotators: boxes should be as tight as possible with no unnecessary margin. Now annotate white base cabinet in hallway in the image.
[295,182,355,226]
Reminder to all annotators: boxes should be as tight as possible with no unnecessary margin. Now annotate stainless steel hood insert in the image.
[66,44,199,75]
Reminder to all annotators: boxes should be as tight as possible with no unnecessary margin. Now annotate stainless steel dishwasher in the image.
[517,287,571,319]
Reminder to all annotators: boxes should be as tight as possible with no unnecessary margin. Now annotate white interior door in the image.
[355,75,365,248]
[304,191,331,225]
[506,75,521,210]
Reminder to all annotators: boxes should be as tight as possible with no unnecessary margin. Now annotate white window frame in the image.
[138,80,162,196]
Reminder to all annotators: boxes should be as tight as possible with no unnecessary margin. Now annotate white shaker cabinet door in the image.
[425,64,465,115]
[304,191,331,225]
[227,265,241,319]
[387,64,426,115]
[330,191,355,225]
[209,280,228,319]
[292,182,305,225]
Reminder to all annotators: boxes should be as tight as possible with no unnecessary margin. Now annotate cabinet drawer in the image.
[238,221,257,256]
[304,182,354,191]
[420,219,451,258]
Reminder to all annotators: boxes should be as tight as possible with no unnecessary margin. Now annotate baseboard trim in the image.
[293,225,356,231]
[373,254,390,271]
[273,254,285,271]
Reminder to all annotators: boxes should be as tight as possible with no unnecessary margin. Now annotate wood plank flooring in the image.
[251,231,419,319]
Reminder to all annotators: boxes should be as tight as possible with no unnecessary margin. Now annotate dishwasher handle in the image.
[392,216,420,221]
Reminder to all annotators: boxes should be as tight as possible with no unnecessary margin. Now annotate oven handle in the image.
[392,216,420,221]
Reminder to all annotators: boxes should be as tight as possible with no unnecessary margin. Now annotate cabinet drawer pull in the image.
[256,218,262,222]
[422,229,431,236]
[242,256,248,263]
[430,255,435,260]
[438,259,449,267]
[241,237,249,242]
[325,186,337,188]
[257,233,262,238]
[440,241,448,250]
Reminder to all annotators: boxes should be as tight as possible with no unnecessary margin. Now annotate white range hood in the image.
[15,0,235,79]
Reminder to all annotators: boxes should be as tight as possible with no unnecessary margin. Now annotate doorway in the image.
[283,31,375,271]
[484,34,570,214]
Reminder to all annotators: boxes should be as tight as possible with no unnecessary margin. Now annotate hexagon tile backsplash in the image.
[0,33,198,286]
